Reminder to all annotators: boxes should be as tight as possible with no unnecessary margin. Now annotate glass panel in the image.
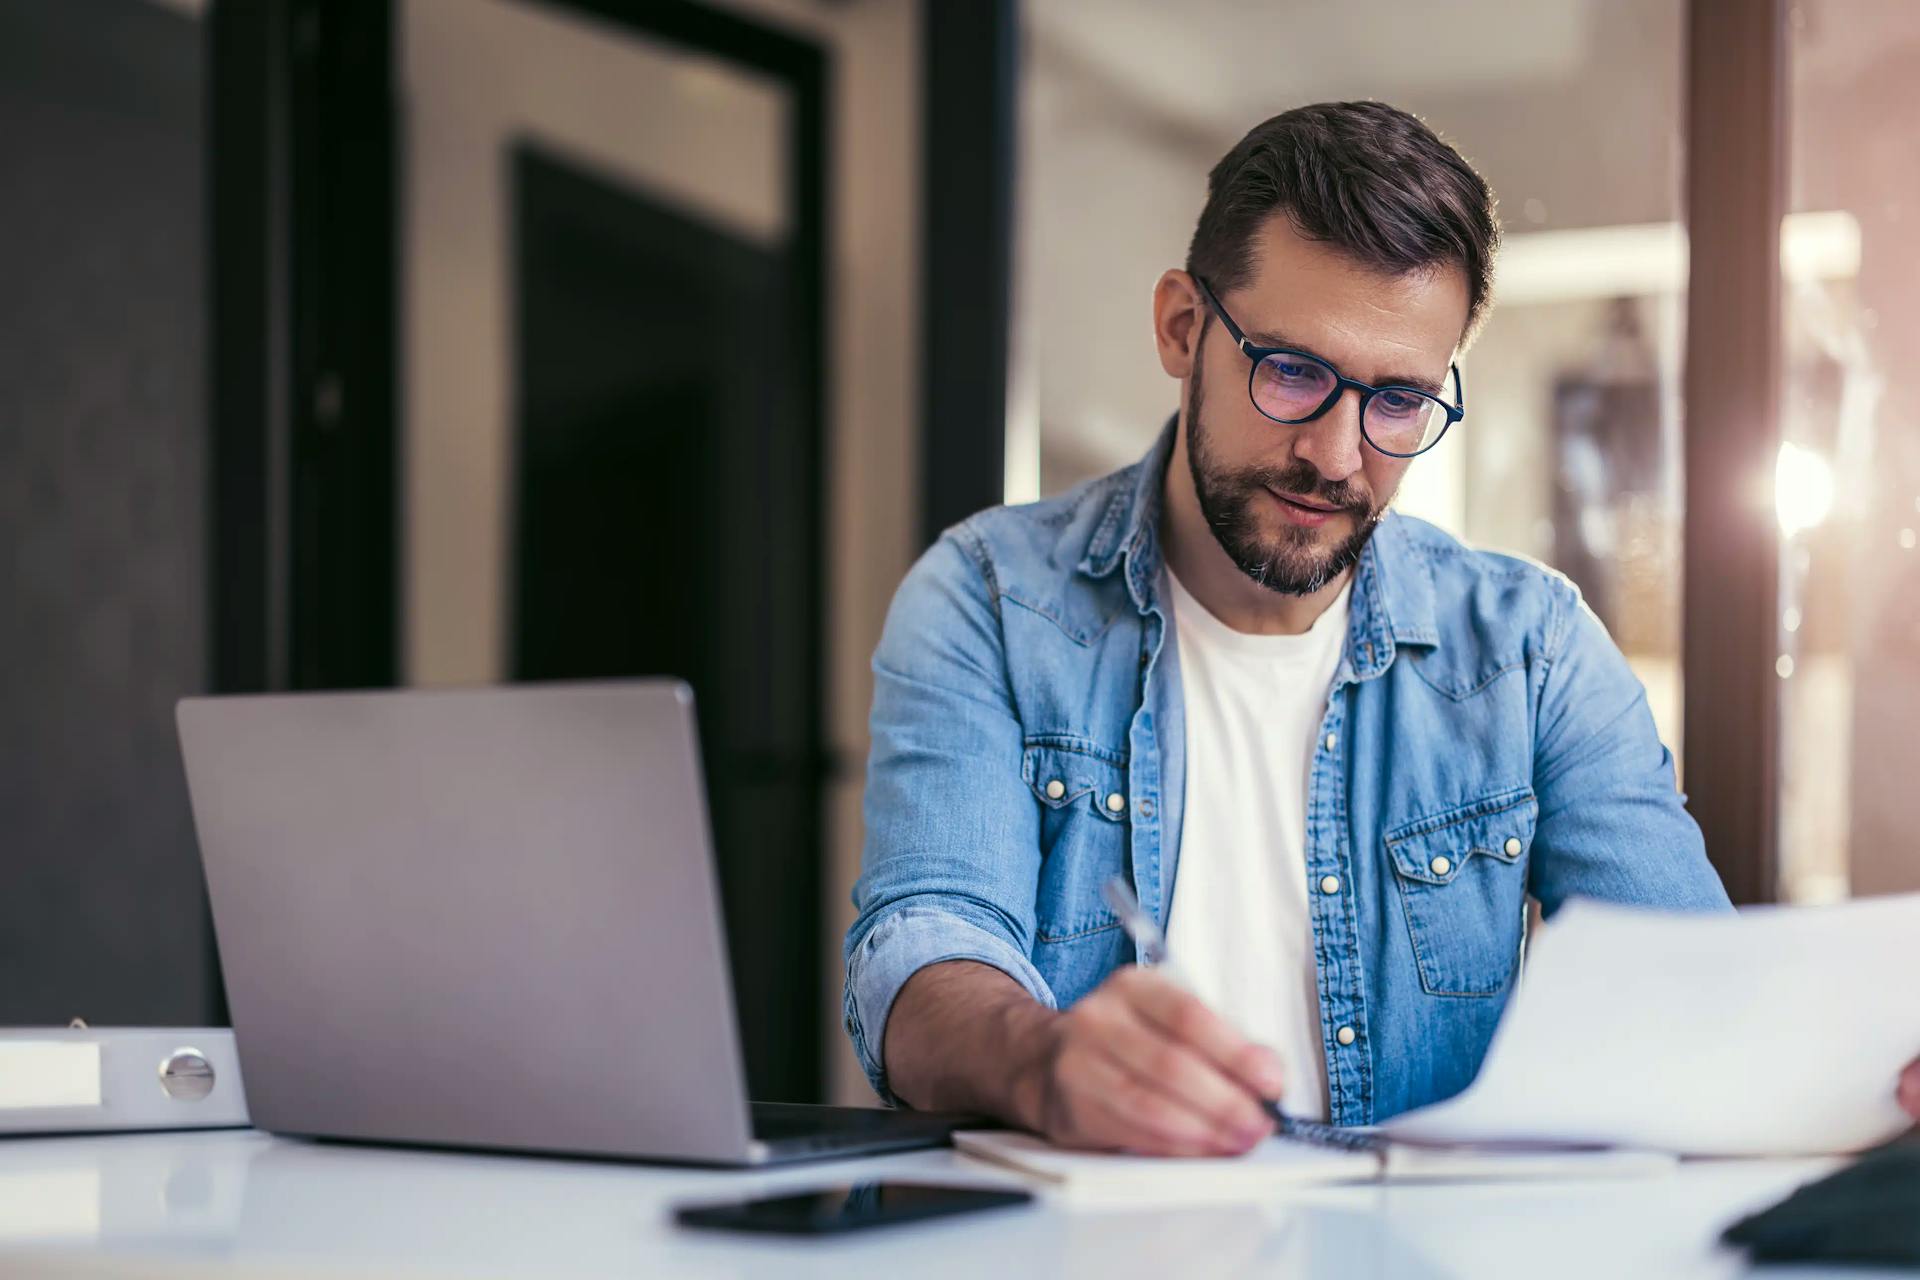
[1018,0,1688,757]
[1778,0,1920,901]
[399,0,825,1100]
[399,0,791,687]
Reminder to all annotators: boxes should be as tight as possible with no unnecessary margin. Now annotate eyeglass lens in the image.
[1250,353,1448,455]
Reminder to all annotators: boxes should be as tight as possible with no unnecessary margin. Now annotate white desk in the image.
[0,1129,1873,1278]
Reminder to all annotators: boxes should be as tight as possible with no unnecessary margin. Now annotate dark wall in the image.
[0,0,216,1024]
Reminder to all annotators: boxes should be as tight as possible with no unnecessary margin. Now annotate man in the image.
[845,101,1920,1155]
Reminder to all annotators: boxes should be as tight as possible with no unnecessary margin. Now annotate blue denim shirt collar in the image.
[1076,415,1440,678]
[1075,418,1171,612]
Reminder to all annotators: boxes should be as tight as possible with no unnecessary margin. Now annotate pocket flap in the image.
[1386,787,1537,885]
[1021,738,1129,822]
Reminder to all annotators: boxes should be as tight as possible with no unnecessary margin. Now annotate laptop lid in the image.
[177,680,757,1163]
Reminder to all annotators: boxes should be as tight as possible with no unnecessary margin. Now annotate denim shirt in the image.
[845,420,1730,1124]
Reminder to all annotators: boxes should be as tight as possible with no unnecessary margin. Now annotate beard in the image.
[1183,351,1384,596]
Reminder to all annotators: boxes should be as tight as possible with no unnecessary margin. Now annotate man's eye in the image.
[1375,390,1425,417]
[1273,361,1318,382]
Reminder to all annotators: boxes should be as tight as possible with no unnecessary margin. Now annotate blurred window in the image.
[1776,0,1920,901]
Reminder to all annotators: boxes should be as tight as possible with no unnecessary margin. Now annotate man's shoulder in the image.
[958,468,1133,565]
[1385,512,1576,589]
[925,460,1142,606]
[1378,513,1585,655]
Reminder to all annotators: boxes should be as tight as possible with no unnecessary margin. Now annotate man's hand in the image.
[1901,1058,1920,1122]
[883,960,1285,1158]
[1014,966,1286,1156]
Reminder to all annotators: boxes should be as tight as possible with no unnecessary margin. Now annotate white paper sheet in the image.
[1382,894,1920,1155]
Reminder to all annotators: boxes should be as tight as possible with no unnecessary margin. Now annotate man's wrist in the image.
[884,960,1058,1123]
[995,996,1062,1132]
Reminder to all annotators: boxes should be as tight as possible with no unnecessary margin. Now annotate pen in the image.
[1099,875,1382,1153]
[1099,874,1287,1127]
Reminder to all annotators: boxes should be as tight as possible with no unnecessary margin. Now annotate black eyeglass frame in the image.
[1192,275,1465,459]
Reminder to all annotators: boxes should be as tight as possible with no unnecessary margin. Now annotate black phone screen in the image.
[674,1180,1032,1235]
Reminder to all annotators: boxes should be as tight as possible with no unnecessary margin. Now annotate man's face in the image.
[1183,217,1470,595]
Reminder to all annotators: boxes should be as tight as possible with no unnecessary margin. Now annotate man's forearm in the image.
[882,960,1057,1124]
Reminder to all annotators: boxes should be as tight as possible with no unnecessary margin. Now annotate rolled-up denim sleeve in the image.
[1527,581,1732,916]
[843,526,1054,1104]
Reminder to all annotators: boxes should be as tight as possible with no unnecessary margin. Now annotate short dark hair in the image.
[1186,101,1500,343]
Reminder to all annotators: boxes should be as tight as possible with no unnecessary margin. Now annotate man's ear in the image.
[1153,269,1206,380]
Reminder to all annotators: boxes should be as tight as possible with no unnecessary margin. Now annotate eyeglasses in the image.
[1193,275,1464,459]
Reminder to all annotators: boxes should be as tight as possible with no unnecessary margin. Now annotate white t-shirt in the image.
[1162,568,1350,1121]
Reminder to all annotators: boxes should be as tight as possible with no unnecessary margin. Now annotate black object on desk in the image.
[676,1181,1032,1235]
[1722,1132,1920,1267]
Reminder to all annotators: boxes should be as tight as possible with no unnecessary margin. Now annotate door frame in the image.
[1681,0,1786,904]
[209,0,397,697]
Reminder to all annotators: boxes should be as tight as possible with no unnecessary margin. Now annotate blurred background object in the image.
[2,0,1916,1107]
[0,0,212,1026]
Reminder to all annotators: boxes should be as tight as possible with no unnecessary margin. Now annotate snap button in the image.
[1320,875,1341,895]
[1336,1026,1356,1046]
[1504,837,1523,856]
[1429,855,1452,876]
[1324,732,1338,752]
[1138,798,1154,817]
[1045,779,1066,801]
[1106,792,1126,814]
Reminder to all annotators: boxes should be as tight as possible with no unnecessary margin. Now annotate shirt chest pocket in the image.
[1022,738,1130,947]
[1385,787,1537,997]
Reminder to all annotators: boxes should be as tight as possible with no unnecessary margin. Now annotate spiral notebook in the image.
[952,1128,1674,1207]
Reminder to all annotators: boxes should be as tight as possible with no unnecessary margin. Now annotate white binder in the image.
[0,1026,249,1135]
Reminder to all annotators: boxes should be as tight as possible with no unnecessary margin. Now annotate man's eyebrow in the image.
[1243,326,1448,398]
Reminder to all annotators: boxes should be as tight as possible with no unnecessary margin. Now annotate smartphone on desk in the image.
[675,1180,1032,1235]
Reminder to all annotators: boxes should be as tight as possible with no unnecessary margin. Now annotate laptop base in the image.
[745,1102,987,1165]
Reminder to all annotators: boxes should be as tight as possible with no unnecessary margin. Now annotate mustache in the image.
[1243,460,1374,515]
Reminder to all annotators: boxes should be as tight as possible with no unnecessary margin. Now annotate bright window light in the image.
[1495,210,1860,305]
[1775,442,1835,538]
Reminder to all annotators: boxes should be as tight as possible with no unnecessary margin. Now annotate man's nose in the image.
[1291,387,1367,483]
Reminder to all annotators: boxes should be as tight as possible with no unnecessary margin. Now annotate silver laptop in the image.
[176,680,971,1165]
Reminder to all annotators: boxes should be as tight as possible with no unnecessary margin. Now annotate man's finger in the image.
[1093,1079,1236,1158]
[1058,1041,1234,1156]
[1120,968,1287,1098]
[1899,1057,1920,1122]
[1090,1005,1272,1144]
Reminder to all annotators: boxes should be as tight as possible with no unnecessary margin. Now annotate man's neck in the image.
[1160,432,1353,637]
